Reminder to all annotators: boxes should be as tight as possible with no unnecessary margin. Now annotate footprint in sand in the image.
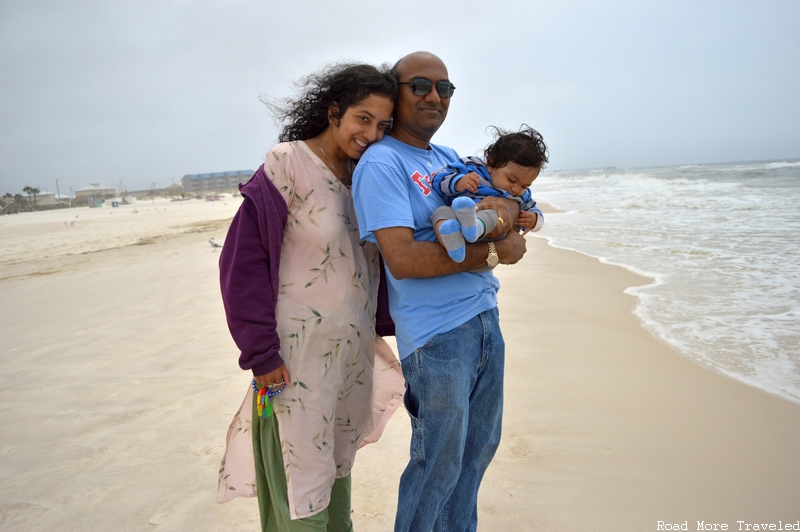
[497,434,536,460]
[192,445,223,457]
[148,509,172,526]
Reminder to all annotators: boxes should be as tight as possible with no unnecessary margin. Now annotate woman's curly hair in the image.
[484,125,549,170]
[265,63,397,143]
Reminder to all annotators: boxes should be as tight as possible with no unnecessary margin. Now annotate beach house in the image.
[180,170,253,195]
[75,183,116,207]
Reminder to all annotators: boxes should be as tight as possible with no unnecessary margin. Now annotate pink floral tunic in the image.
[217,142,403,520]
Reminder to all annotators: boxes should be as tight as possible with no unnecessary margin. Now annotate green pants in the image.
[252,389,353,532]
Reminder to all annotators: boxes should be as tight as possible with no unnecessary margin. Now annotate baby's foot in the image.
[439,219,466,262]
[452,197,480,242]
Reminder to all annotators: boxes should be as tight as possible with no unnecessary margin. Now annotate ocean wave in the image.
[532,159,800,406]
[766,161,800,169]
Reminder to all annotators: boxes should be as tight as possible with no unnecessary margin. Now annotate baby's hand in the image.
[516,211,539,236]
[454,172,481,194]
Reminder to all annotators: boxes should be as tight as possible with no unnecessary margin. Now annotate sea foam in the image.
[533,159,800,404]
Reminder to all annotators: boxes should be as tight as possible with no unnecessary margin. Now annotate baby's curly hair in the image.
[265,63,397,143]
[484,125,549,170]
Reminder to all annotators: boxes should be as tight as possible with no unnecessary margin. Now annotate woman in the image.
[216,63,402,531]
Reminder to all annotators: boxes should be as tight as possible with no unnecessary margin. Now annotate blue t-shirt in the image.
[353,136,500,359]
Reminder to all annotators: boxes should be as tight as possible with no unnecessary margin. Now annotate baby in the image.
[430,125,548,262]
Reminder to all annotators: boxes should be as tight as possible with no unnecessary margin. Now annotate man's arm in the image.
[375,226,527,280]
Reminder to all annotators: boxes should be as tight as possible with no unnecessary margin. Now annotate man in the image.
[352,52,527,531]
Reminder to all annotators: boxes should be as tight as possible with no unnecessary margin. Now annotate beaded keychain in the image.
[252,379,285,419]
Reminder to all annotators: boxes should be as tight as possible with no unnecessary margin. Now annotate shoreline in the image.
[481,237,800,528]
[533,170,800,410]
[530,231,800,408]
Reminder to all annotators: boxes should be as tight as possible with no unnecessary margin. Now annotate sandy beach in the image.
[1,200,799,531]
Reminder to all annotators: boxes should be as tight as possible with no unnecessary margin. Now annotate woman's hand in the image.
[255,364,291,391]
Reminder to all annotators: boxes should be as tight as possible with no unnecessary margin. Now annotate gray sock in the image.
[439,219,466,262]
[453,197,480,242]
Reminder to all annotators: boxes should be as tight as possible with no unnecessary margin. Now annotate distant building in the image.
[75,183,116,207]
[31,190,71,205]
[181,170,253,194]
[32,190,55,204]
[125,183,184,197]
[1,190,73,214]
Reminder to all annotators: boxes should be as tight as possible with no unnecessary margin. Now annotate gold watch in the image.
[486,242,499,267]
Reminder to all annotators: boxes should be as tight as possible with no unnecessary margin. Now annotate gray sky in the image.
[1,0,798,195]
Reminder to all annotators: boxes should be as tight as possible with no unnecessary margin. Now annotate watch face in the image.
[487,243,499,267]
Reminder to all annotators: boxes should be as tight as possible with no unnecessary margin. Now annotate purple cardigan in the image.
[219,165,288,376]
[219,165,394,377]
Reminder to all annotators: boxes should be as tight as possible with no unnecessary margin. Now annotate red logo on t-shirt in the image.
[411,171,432,196]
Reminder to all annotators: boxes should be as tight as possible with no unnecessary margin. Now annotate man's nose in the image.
[423,86,442,103]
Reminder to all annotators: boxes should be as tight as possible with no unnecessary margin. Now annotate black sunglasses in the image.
[398,78,456,99]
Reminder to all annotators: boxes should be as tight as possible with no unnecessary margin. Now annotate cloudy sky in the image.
[1,0,798,195]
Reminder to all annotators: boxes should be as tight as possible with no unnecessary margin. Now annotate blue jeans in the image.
[394,307,505,532]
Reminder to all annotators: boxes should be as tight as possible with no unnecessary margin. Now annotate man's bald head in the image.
[389,52,452,149]
[391,51,447,81]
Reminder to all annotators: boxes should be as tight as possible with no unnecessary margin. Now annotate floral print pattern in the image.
[216,142,403,519]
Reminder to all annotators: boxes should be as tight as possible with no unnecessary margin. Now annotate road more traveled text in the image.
[656,521,800,531]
